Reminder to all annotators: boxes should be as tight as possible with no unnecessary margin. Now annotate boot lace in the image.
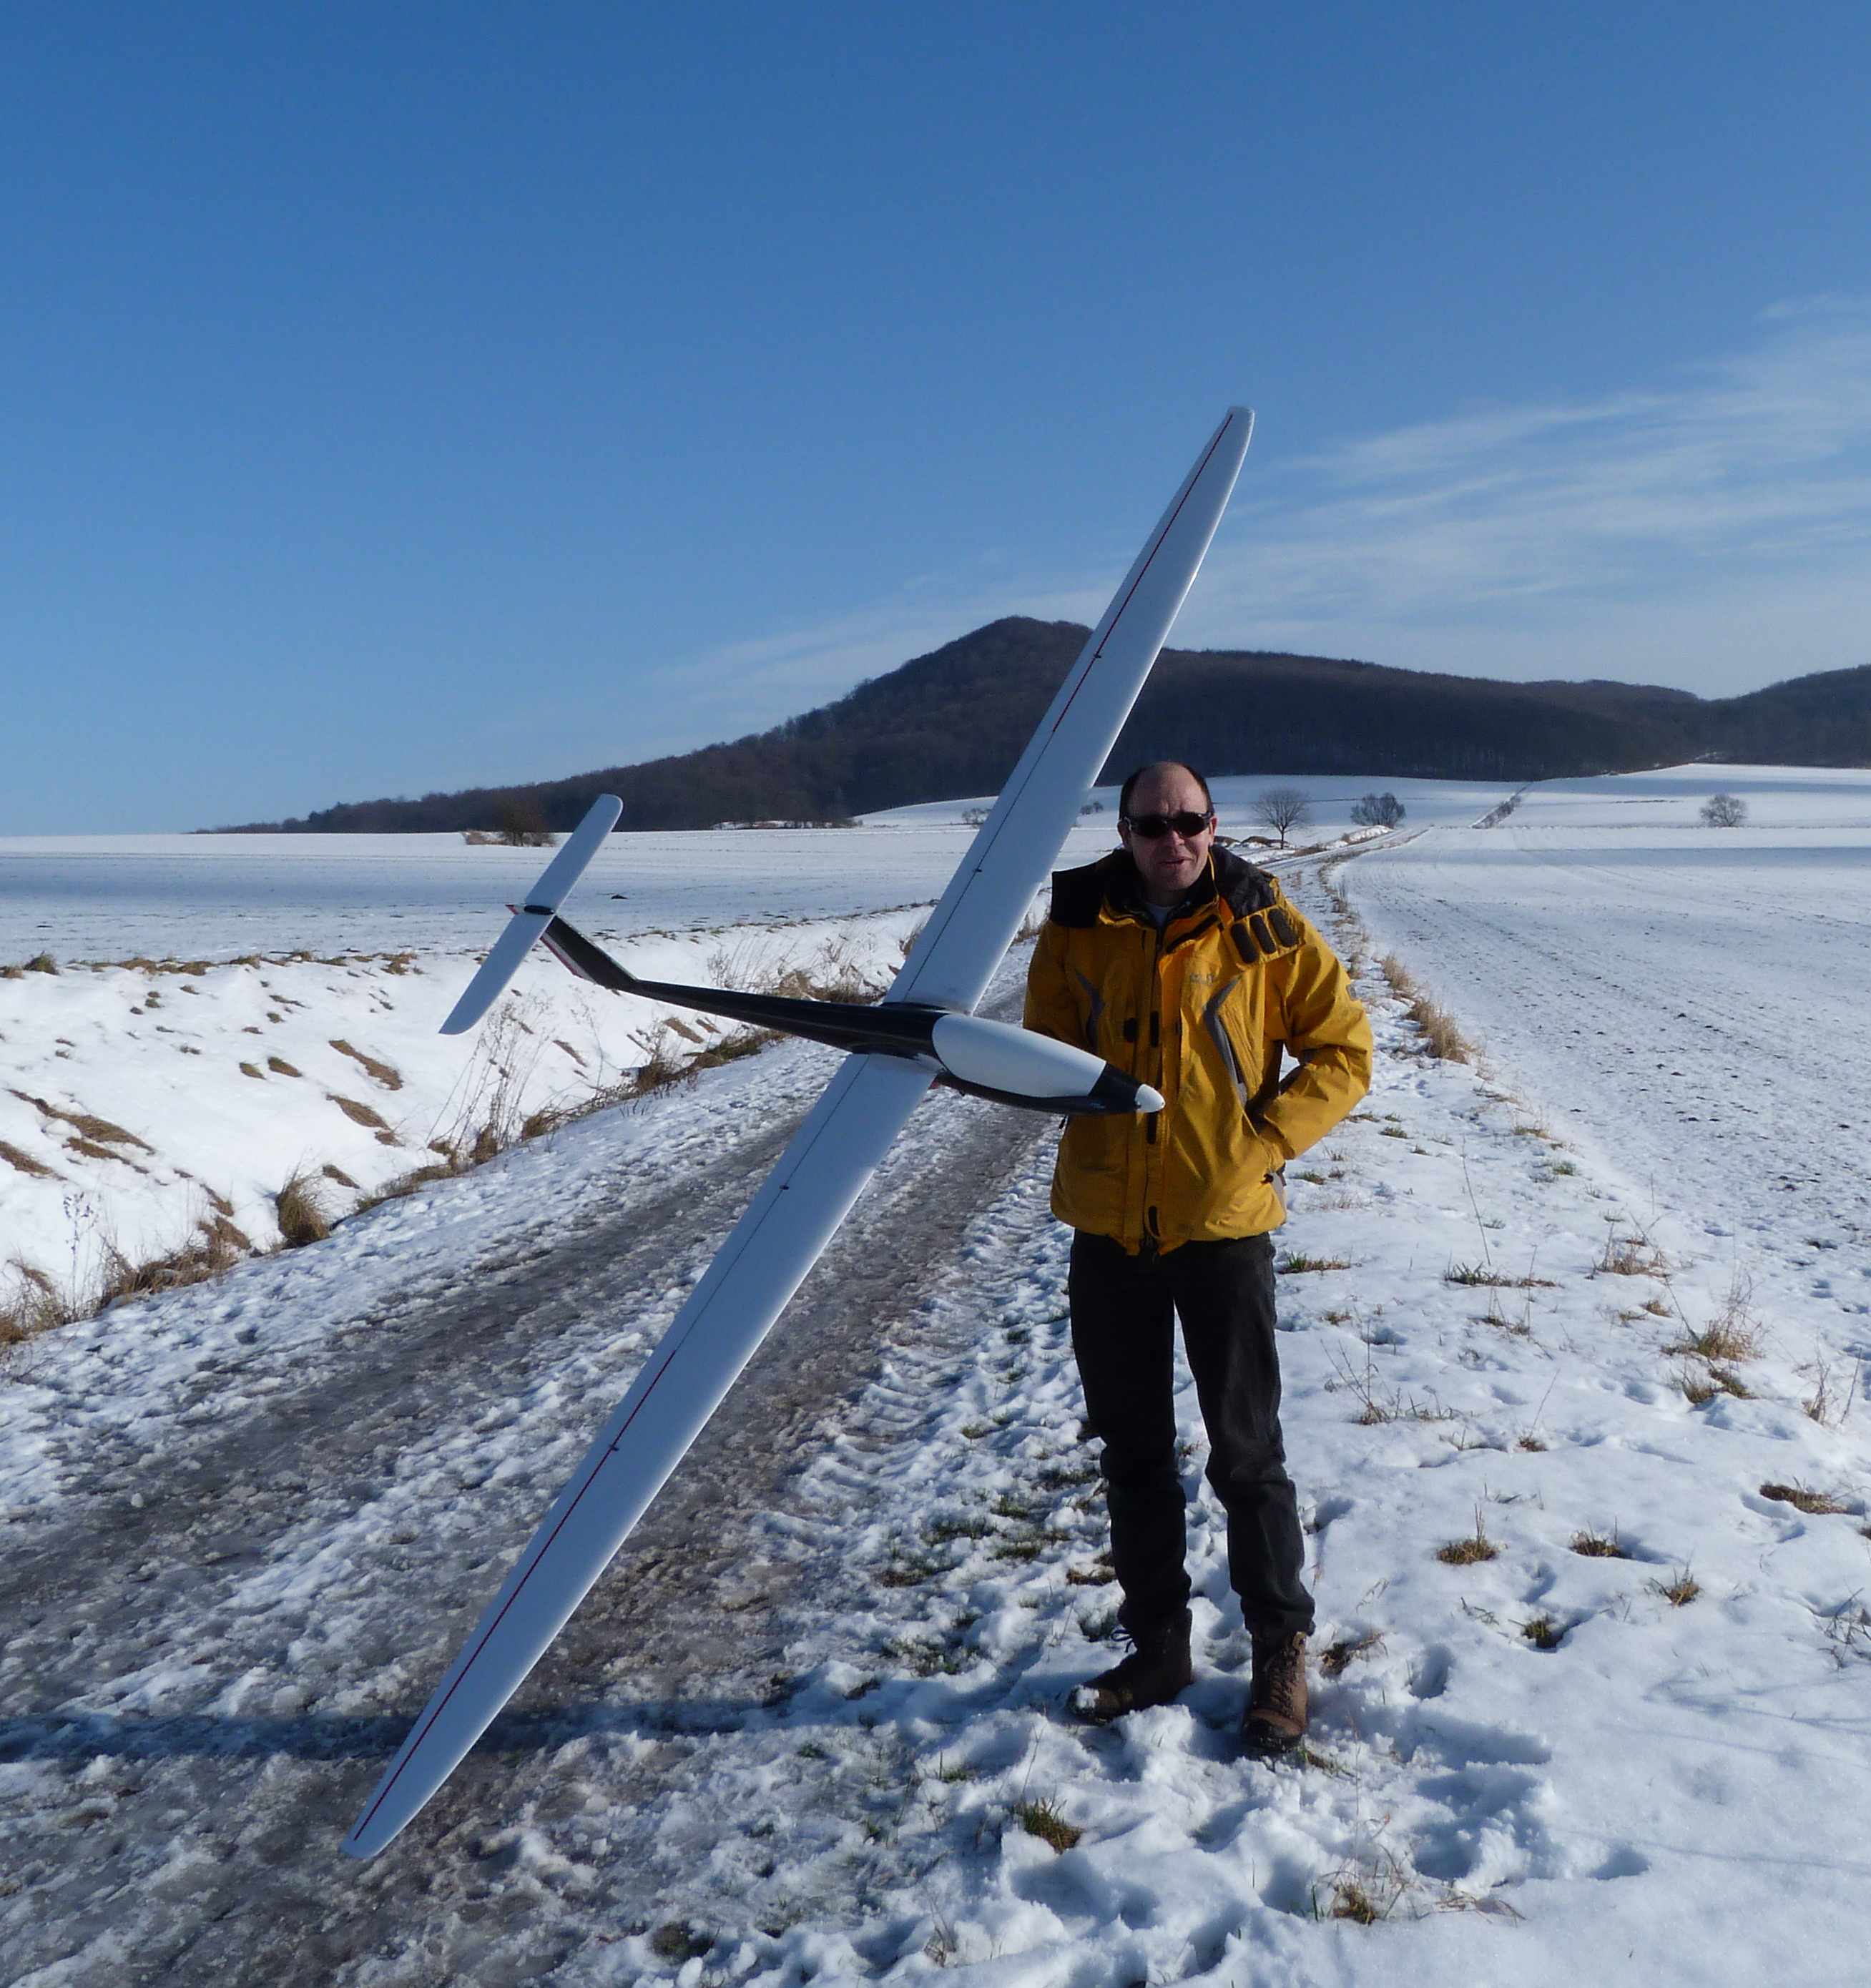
[1254,1635,1305,1721]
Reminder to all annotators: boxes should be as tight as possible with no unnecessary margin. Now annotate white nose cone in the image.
[930,1013,1161,1111]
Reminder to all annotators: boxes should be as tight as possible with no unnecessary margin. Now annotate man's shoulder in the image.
[1212,847,1280,917]
[1047,852,1132,928]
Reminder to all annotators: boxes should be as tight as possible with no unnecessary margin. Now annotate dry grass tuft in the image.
[1668,1320,1762,1364]
[1279,1251,1352,1274]
[24,951,59,975]
[1,1259,73,1346]
[1596,1226,1667,1276]
[97,1220,248,1307]
[353,1161,461,1214]
[266,1056,302,1078]
[1520,1613,1565,1650]
[1679,1361,1750,1404]
[629,1040,694,1098]
[0,1139,60,1180]
[1571,1526,1629,1559]
[328,1093,393,1134]
[275,1170,330,1248]
[1324,1341,1457,1427]
[1313,1847,1413,1924]
[1446,1261,1555,1289]
[1760,1482,1850,1517]
[1378,955,1474,1062]
[1649,1567,1700,1607]
[1801,1356,1859,1427]
[1011,1798,1081,1854]
[1436,1507,1499,1566]
[1665,1270,1764,1364]
[1319,1630,1386,1678]
[9,1093,153,1153]
[330,1039,403,1091]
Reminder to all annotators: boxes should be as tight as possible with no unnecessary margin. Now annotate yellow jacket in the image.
[1023,849,1371,1251]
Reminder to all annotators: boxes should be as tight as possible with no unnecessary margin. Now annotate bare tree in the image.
[1350,792,1406,829]
[1253,787,1312,849]
[494,797,557,847]
[1699,792,1747,828]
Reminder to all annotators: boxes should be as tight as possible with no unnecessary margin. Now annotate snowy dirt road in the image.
[1,984,1050,1984]
[10,799,1871,1987]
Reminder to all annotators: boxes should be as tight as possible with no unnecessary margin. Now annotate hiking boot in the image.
[1242,1631,1308,1757]
[1069,1625,1194,1724]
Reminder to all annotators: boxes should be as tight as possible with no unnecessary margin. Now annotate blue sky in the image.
[4,2,1869,832]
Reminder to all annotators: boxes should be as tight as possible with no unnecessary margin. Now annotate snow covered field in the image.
[0,779,1411,1298]
[5,764,1870,1984]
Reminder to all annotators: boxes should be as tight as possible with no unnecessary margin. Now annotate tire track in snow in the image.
[0,983,1055,1984]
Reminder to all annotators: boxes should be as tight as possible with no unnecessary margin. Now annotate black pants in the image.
[1069,1230,1314,1645]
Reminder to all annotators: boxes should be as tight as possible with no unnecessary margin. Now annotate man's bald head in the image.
[1119,762,1212,820]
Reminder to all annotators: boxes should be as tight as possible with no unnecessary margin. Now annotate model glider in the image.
[344,406,1254,1856]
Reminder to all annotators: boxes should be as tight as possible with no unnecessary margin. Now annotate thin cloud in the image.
[1185,297,1871,687]
[642,299,1871,745]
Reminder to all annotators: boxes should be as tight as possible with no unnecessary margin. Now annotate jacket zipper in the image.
[1144,921,1163,1244]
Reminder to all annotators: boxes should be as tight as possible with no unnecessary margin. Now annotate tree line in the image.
[217,618,1871,834]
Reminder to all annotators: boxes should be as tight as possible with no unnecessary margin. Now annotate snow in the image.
[0,782,1366,1294]
[6,763,1871,1984]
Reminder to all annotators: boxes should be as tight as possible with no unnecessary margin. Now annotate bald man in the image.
[1024,762,1371,1754]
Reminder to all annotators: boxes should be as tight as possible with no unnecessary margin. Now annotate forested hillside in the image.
[223,619,1871,832]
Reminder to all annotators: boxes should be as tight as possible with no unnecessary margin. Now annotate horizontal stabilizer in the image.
[439,796,623,1035]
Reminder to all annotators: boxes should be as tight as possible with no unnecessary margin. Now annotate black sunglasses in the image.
[1123,810,1213,840]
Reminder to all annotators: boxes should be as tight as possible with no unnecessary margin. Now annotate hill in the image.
[222,619,1871,832]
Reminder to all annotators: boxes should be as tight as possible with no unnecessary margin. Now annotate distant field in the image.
[1347,762,1871,1317]
[0,769,1498,965]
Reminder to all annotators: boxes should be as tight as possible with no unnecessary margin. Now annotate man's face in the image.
[1119,767,1215,906]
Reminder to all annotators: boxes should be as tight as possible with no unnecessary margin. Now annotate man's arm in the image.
[1255,918,1372,1163]
[1023,919,1084,1047]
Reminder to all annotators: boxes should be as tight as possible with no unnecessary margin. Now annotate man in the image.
[1023,762,1371,1755]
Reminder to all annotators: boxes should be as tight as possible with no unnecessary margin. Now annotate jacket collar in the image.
[1097,846,1275,925]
